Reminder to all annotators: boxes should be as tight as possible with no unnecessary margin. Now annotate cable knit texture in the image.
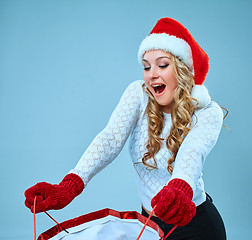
[69,80,223,211]
[25,173,84,213]
[151,178,196,226]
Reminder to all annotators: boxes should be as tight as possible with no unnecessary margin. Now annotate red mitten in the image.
[25,173,84,213]
[151,178,196,226]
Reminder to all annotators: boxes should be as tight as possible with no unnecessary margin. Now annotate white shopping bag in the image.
[37,208,164,240]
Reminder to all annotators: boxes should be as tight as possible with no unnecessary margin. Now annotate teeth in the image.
[152,84,162,87]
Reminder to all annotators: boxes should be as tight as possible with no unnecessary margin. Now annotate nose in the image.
[149,66,159,80]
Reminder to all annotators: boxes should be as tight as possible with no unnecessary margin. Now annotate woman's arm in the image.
[24,81,144,213]
[169,101,224,192]
[69,80,144,186]
[151,101,223,226]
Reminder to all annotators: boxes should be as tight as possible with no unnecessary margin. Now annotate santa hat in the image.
[138,17,211,108]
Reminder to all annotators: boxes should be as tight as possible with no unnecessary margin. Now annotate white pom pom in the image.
[191,85,211,108]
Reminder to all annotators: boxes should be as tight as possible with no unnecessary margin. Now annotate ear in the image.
[191,85,211,108]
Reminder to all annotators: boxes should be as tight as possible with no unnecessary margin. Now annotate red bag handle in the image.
[136,205,177,240]
[33,196,68,240]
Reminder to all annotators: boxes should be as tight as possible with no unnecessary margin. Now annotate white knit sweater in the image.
[70,80,223,211]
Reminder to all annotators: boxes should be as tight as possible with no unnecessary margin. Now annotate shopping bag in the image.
[37,208,164,240]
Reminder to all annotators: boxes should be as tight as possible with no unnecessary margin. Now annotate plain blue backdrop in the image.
[1,0,251,239]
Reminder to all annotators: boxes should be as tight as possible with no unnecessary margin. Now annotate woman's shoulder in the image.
[192,100,223,126]
[197,100,223,115]
[127,79,145,89]
[122,80,148,116]
[193,100,223,123]
[124,80,147,100]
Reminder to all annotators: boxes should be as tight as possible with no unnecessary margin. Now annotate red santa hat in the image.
[138,17,211,108]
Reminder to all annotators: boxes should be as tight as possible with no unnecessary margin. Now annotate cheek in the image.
[143,71,149,81]
[171,78,177,90]
[163,71,177,89]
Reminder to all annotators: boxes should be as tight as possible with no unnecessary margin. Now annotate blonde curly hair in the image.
[141,54,198,174]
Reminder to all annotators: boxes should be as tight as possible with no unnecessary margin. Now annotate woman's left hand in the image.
[151,178,196,226]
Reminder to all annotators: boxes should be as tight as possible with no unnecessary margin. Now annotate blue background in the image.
[1,0,251,239]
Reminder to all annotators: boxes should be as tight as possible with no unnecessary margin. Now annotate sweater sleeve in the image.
[69,80,144,186]
[169,101,224,192]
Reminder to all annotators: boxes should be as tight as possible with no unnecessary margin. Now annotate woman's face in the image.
[143,50,177,114]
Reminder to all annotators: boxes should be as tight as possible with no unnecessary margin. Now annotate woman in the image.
[25,17,227,239]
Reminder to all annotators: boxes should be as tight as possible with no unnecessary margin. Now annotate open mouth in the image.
[152,84,166,95]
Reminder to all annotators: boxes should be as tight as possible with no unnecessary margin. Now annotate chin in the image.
[157,100,173,110]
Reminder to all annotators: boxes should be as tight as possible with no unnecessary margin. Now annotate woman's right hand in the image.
[24,173,84,213]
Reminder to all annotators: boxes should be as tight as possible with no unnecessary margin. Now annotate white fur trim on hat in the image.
[138,33,193,70]
[191,85,211,108]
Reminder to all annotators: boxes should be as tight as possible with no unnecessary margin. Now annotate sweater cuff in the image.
[61,173,85,196]
[168,178,193,200]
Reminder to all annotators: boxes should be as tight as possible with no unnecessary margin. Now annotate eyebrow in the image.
[142,56,171,62]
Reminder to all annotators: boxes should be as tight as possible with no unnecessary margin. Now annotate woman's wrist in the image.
[60,173,85,196]
[168,178,193,199]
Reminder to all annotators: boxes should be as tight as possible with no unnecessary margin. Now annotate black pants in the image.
[142,194,226,240]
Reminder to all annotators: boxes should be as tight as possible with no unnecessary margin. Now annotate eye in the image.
[159,64,169,69]
[143,66,151,71]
